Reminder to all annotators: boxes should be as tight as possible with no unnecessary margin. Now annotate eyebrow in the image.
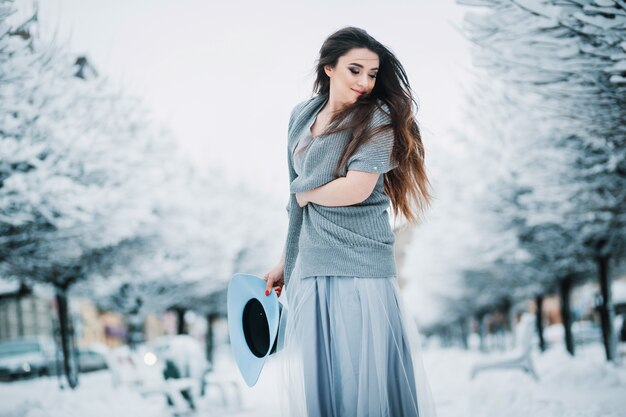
[348,62,379,71]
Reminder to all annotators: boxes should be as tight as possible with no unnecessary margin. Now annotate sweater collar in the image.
[301,93,328,124]
[289,94,328,152]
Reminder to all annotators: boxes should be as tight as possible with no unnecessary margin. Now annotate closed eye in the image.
[349,68,377,79]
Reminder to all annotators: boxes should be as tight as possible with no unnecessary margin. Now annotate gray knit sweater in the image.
[284,93,399,285]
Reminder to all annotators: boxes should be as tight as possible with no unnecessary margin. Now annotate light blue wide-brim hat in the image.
[227,273,287,387]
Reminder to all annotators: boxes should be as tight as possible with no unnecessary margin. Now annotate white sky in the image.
[38,0,472,202]
[28,0,477,323]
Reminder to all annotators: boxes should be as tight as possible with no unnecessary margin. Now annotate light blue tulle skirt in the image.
[277,254,437,417]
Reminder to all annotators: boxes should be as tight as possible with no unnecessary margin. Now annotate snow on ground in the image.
[1,343,625,417]
[426,343,626,417]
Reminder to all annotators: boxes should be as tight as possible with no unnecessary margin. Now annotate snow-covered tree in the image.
[0,1,182,386]
[88,171,283,327]
[457,0,626,360]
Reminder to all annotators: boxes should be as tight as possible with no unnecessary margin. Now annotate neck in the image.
[325,91,348,114]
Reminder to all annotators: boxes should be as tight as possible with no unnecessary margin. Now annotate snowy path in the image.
[1,344,625,417]
[426,345,626,417]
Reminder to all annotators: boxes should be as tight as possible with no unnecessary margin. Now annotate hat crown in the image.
[242,298,270,358]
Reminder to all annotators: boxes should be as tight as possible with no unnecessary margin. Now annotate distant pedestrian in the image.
[163,357,195,411]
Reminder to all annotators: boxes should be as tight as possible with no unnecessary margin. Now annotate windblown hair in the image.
[313,26,431,225]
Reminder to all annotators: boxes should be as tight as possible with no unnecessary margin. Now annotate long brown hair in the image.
[313,26,431,225]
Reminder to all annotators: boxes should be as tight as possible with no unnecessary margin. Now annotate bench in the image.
[470,312,539,381]
[106,345,241,411]
[199,366,242,408]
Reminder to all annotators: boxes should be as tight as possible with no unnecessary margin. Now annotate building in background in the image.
[0,280,54,341]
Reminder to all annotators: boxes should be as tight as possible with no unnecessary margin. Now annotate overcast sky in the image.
[38,0,472,202]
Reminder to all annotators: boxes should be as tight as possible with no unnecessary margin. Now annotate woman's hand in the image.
[263,262,285,297]
[296,191,309,208]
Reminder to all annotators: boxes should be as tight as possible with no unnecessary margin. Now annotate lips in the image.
[352,89,365,96]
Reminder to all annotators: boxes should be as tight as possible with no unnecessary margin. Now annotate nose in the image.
[356,74,368,89]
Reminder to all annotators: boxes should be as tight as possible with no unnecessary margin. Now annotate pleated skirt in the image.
[277,254,437,417]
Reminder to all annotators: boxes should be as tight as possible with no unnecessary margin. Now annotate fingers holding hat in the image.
[263,265,285,297]
[263,277,283,297]
[263,273,275,296]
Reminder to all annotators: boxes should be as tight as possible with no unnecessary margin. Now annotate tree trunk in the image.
[476,313,487,352]
[16,295,24,337]
[597,255,616,362]
[559,277,575,356]
[127,313,144,350]
[55,286,79,389]
[444,326,452,348]
[503,298,513,350]
[206,313,219,365]
[459,317,469,350]
[173,307,186,335]
[535,294,546,352]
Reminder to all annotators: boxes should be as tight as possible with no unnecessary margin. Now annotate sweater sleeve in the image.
[286,100,306,215]
[346,105,398,174]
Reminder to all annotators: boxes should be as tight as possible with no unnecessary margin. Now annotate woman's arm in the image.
[296,170,379,207]
[263,235,287,296]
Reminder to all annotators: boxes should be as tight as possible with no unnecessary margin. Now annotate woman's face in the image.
[325,47,379,106]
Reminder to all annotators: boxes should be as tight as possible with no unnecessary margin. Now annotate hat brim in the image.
[227,273,280,387]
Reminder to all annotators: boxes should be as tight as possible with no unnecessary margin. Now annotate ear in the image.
[324,65,333,78]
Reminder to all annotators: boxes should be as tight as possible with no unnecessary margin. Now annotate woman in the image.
[263,27,437,417]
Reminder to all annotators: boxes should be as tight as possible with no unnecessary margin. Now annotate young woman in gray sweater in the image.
[263,26,437,417]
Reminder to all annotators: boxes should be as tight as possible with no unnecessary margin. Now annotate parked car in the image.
[0,337,58,381]
[572,320,603,345]
[77,346,109,373]
[543,321,604,347]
